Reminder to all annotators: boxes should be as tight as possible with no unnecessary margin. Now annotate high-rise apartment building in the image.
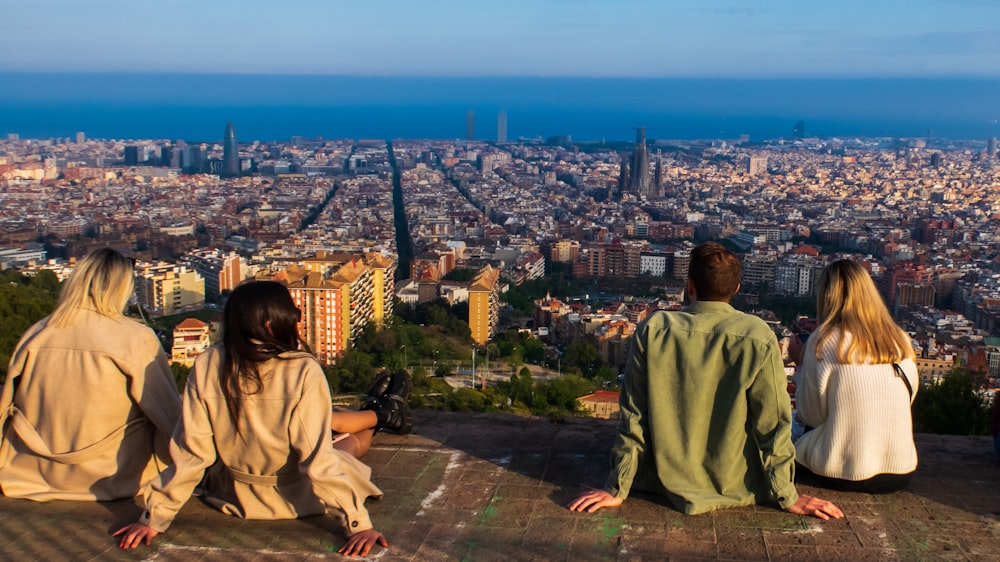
[276,252,395,366]
[366,252,396,328]
[466,110,475,141]
[550,240,580,263]
[497,111,507,143]
[988,136,998,158]
[181,248,245,300]
[748,155,768,176]
[469,265,501,346]
[281,267,344,366]
[880,261,934,307]
[773,255,826,297]
[222,122,239,177]
[75,131,85,144]
[583,242,644,278]
[135,262,205,317]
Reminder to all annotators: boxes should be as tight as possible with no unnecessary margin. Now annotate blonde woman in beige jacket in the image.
[115,281,393,558]
[0,248,181,501]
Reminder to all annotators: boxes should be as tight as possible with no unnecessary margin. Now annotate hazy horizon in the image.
[2,73,998,142]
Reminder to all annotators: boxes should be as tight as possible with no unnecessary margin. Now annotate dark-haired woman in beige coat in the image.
[115,281,392,558]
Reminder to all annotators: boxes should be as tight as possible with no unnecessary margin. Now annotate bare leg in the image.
[333,428,375,458]
[331,410,378,434]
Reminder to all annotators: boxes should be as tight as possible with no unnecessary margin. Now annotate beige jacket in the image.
[0,309,181,501]
[141,347,382,535]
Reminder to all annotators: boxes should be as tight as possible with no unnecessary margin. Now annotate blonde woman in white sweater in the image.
[794,259,918,493]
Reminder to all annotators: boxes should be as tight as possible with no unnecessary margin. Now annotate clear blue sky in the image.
[2,0,998,77]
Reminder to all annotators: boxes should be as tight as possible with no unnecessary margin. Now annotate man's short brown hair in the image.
[689,242,742,301]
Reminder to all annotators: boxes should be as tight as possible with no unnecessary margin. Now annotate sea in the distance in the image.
[1,73,998,142]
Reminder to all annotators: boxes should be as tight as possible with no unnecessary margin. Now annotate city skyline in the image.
[2,1,999,78]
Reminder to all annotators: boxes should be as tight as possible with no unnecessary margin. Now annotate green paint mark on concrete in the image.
[462,540,480,562]
[780,515,808,530]
[598,514,627,545]
[481,504,499,524]
[671,518,685,527]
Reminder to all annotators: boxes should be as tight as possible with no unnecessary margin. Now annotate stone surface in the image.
[0,410,997,561]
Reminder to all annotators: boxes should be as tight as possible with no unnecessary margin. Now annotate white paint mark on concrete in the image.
[417,451,463,516]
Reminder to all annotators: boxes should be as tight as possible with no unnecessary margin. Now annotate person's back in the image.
[794,260,919,493]
[0,248,180,502]
[116,281,389,558]
[614,301,795,513]
[154,346,380,524]
[795,329,918,482]
[1,311,177,500]
[570,242,842,520]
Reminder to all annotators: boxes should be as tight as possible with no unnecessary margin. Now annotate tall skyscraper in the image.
[497,111,507,144]
[466,110,475,141]
[222,122,239,177]
[629,127,652,199]
[616,154,630,200]
[75,131,85,144]
[654,150,664,198]
[123,145,140,165]
[792,120,805,139]
[988,136,998,158]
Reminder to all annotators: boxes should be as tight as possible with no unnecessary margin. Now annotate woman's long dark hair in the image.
[221,281,310,429]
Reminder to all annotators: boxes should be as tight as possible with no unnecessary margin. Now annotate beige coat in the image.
[141,347,382,535]
[0,309,181,501]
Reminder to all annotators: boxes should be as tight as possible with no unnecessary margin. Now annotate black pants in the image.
[796,463,912,494]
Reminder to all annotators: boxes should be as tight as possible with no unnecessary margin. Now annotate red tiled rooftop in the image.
[578,390,621,403]
[174,317,207,329]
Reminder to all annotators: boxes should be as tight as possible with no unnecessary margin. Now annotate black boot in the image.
[361,370,412,434]
[366,371,392,401]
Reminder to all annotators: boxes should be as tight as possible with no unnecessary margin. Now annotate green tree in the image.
[542,375,595,413]
[324,351,378,394]
[0,271,60,382]
[563,340,600,377]
[447,387,491,412]
[523,338,545,364]
[912,368,991,435]
[170,363,191,391]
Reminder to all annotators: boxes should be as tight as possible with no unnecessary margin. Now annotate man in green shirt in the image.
[569,242,842,520]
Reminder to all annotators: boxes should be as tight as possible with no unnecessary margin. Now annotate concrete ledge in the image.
[1,411,998,560]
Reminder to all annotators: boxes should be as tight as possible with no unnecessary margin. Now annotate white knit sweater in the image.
[794,329,918,480]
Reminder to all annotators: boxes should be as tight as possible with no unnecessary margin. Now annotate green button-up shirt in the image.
[606,300,799,514]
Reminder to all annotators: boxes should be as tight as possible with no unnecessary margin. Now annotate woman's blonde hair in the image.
[48,248,135,328]
[814,259,914,364]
